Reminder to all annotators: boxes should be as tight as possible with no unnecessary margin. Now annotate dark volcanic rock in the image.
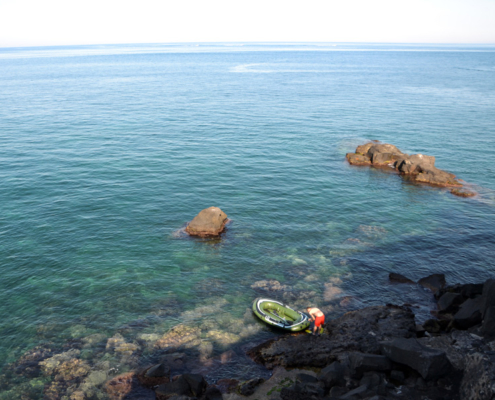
[437,292,462,313]
[248,305,415,369]
[349,352,392,376]
[418,274,446,294]
[481,279,495,317]
[389,272,415,284]
[454,296,483,329]
[380,338,451,380]
[482,306,495,339]
[317,361,346,389]
[201,386,223,400]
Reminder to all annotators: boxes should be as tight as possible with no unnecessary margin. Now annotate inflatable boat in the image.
[252,297,310,331]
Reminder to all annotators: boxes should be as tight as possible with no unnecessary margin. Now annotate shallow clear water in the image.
[1,42,495,394]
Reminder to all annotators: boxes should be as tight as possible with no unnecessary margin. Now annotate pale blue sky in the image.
[0,0,494,47]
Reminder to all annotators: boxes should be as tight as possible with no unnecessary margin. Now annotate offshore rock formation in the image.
[185,207,229,237]
[346,142,477,197]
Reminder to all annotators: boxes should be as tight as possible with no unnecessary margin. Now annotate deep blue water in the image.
[1,43,495,397]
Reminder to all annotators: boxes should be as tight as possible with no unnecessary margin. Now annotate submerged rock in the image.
[185,207,228,237]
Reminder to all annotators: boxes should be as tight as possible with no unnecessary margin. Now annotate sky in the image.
[0,0,494,47]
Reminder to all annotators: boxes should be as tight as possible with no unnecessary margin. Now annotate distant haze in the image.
[1,0,495,47]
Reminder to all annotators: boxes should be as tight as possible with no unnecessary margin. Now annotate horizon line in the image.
[2,41,495,50]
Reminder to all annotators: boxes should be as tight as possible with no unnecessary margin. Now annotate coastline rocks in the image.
[380,338,451,380]
[185,207,228,237]
[346,142,468,190]
[247,305,416,369]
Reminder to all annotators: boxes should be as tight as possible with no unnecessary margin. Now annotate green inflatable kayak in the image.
[252,297,310,331]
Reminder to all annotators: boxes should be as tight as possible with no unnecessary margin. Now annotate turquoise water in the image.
[1,43,495,395]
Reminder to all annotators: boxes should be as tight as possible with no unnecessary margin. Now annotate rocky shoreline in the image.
[2,275,495,400]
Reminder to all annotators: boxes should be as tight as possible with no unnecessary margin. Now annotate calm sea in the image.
[1,43,495,396]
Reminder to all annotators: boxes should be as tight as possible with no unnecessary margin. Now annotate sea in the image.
[1,42,495,398]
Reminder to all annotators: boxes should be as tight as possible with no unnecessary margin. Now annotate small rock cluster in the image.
[346,142,476,197]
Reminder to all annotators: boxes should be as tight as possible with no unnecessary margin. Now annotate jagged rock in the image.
[418,274,446,293]
[349,352,392,376]
[437,292,463,313]
[481,279,495,317]
[248,305,415,369]
[340,384,368,399]
[460,352,495,400]
[389,273,415,284]
[482,306,495,339]
[454,297,483,329]
[238,377,264,396]
[380,338,451,380]
[317,361,346,389]
[414,167,460,186]
[185,207,228,237]
[346,142,469,190]
[356,143,374,155]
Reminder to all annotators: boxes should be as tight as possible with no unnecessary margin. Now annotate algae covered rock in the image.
[185,206,228,237]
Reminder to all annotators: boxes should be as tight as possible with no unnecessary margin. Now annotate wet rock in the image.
[451,188,476,197]
[206,330,240,347]
[414,167,460,187]
[248,305,415,369]
[238,377,265,396]
[185,207,228,237]
[389,273,415,284]
[454,296,483,329]
[437,292,463,313]
[380,337,451,380]
[346,152,372,166]
[418,274,446,294]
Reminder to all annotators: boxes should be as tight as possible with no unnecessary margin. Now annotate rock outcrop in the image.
[185,207,229,237]
[346,142,476,196]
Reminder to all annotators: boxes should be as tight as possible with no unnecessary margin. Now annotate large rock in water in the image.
[345,142,467,189]
[185,207,228,237]
[248,305,416,369]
